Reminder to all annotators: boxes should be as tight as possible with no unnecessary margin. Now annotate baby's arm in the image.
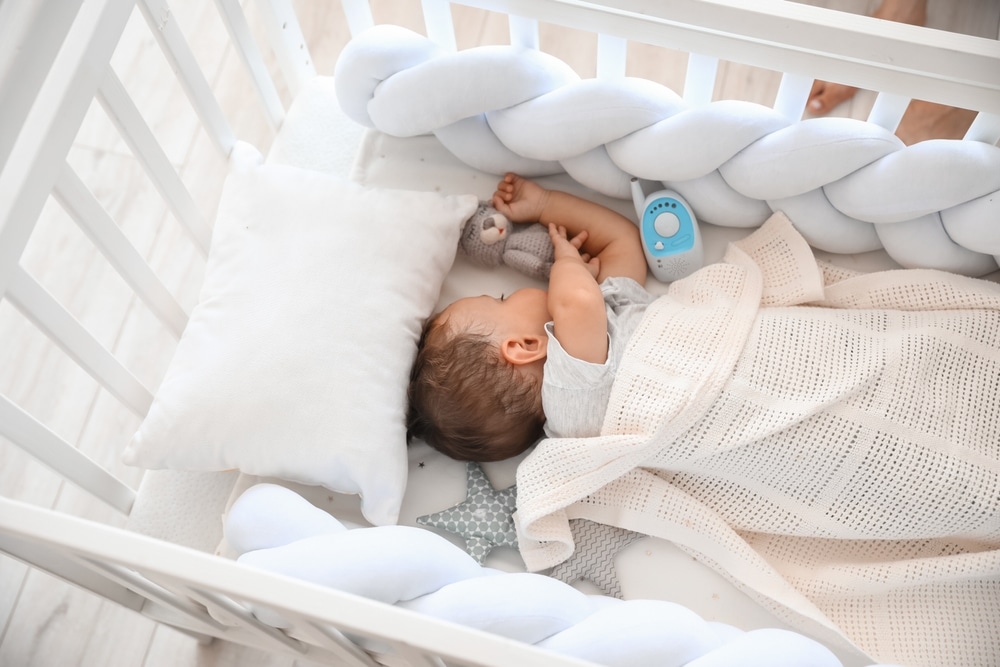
[492,173,646,285]
[547,224,608,363]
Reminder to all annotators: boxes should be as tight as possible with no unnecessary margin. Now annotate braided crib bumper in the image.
[226,484,897,667]
[334,25,1000,276]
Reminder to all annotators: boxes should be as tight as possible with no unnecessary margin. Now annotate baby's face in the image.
[440,288,550,338]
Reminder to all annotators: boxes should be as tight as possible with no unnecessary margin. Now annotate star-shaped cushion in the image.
[549,519,644,598]
[417,462,518,563]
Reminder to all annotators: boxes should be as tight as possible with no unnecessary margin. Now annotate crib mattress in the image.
[126,75,920,666]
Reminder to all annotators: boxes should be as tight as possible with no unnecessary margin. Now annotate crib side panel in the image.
[444,0,1000,117]
[0,0,317,517]
[0,0,144,511]
[0,496,600,667]
[0,1,309,658]
[0,1,86,175]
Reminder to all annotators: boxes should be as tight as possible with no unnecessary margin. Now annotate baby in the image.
[407,173,649,461]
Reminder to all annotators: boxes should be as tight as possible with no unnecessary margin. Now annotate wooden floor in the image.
[1,0,997,665]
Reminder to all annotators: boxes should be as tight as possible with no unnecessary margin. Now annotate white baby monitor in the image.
[630,178,703,282]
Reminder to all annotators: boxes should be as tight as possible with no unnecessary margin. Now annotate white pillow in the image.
[123,143,478,526]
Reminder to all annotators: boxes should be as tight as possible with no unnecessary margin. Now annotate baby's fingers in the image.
[585,256,601,280]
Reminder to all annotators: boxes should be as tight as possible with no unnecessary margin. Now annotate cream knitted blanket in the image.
[515,213,1000,666]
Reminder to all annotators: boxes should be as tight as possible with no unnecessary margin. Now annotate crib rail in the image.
[462,0,1000,113]
[2,0,999,664]
[336,0,1000,140]
[0,496,595,667]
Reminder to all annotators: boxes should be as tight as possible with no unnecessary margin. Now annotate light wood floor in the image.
[1,1,997,665]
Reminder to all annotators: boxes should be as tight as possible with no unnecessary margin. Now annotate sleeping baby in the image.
[407,172,649,461]
[407,170,1000,541]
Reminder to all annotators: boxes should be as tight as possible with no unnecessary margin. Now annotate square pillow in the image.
[123,142,478,526]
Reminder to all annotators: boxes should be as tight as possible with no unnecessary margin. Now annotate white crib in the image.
[1,1,998,666]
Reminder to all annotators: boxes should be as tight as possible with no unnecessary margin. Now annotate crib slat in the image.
[965,112,1000,145]
[867,92,910,132]
[52,163,189,337]
[150,577,314,654]
[683,52,719,106]
[104,564,227,629]
[0,529,144,610]
[173,579,386,665]
[301,622,383,667]
[447,0,1000,116]
[0,0,83,174]
[136,0,236,157]
[389,643,448,667]
[0,0,134,304]
[772,71,813,122]
[0,395,136,514]
[596,34,626,79]
[509,15,539,49]
[6,266,155,418]
[252,0,317,98]
[213,0,285,131]
[338,0,375,38]
[96,68,212,257]
[422,0,457,51]
[82,559,226,636]
[174,584,309,653]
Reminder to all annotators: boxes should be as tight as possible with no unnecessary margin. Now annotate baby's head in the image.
[407,289,550,462]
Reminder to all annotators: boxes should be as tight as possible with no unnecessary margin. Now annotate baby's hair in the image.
[407,312,544,462]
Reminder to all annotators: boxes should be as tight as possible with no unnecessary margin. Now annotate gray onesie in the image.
[541,276,656,439]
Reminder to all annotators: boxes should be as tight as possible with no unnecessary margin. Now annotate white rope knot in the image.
[335,25,1000,276]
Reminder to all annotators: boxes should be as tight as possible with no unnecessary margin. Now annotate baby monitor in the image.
[630,178,703,282]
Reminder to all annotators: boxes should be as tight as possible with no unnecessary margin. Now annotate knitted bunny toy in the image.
[459,201,553,281]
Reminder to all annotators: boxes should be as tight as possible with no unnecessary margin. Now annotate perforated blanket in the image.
[515,214,1000,666]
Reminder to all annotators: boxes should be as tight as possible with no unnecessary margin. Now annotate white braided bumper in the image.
[335,25,1000,276]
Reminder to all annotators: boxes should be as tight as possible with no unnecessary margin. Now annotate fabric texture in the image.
[416,462,518,563]
[542,276,657,439]
[515,212,1000,666]
[123,142,478,526]
[548,519,644,599]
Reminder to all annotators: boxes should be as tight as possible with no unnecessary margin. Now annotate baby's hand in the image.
[492,173,550,223]
[549,224,600,281]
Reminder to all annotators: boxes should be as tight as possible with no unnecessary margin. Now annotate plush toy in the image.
[459,201,554,281]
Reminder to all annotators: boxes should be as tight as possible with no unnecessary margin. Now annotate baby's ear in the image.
[500,335,547,365]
